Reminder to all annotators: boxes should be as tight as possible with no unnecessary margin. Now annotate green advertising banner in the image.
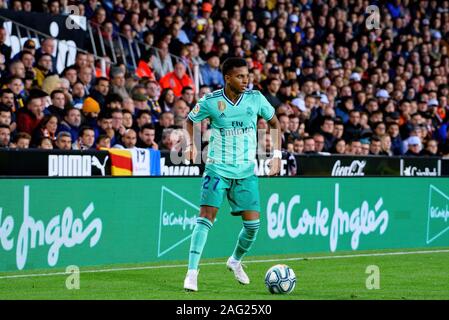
[0,177,449,272]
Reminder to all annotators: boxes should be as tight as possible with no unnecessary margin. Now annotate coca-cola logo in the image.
[332,160,366,176]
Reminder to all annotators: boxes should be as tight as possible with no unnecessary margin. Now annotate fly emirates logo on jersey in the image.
[266,183,389,251]
[0,186,102,270]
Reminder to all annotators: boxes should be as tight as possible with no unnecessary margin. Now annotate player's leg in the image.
[184,172,228,291]
[232,210,260,261]
[187,205,218,272]
[226,175,261,285]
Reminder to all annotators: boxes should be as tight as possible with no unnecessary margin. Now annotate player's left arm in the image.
[267,115,282,176]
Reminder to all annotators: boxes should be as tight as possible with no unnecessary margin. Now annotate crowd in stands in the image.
[0,0,449,158]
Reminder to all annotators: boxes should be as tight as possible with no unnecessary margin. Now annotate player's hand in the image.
[184,144,197,163]
[268,157,281,176]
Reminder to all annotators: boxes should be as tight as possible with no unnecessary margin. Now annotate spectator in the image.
[35,38,56,72]
[137,123,158,149]
[292,138,304,155]
[32,114,58,147]
[333,120,344,141]
[158,88,176,113]
[0,124,11,148]
[181,86,196,109]
[73,126,95,150]
[111,109,126,143]
[146,79,162,122]
[7,77,26,110]
[155,111,175,143]
[0,105,12,132]
[46,89,66,120]
[332,139,346,155]
[136,52,156,80]
[347,139,362,155]
[303,136,316,154]
[9,60,26,79]
[0,88,15,111]
[313,133,326,153]
[0,26,12,66]
[16,95,45,135]
[33,54,54,87]
[288,115,301,140]
[360,140,370,156]
[159,127,181,151]
[78,66,94,95]
[55,131,72,150]
[95,111,114,143]
[200,52,224,89]
[159,62,195,97]
[263,78,282,108]
[421,139,439,157]
[152,41,174,80]
[109,66,129,100]
[61,66,78,87]
[129,92,147,112]
[12,132,31,149]
[173,99,190,119]
[122,109,134,130]
[404,136,422,156]
[318,116,335,152]
[105,93,123,111]
[343,110,363,141]
[82,96,101,128]
[89,77,110,108]
[380,135,393,156]
[388,122,403,155]
[116,128,137,149]
[198,85,212,99]
[134,109,152,132]
[369,136,384,156]
[96,134,111,149]
[59,108,82,142]
[38,136,53,149]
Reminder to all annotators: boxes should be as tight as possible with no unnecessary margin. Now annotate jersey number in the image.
[203,176,220,191]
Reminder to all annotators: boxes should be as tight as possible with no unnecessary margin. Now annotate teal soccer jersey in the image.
[188,89,275,179]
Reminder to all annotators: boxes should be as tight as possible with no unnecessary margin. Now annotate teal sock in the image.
[188,217,213,270]
[232,220,260,261]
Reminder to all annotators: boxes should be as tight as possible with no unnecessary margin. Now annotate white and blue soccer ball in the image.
[264,264,296,294]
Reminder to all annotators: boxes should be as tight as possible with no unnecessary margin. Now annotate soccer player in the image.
[183,57,281,291]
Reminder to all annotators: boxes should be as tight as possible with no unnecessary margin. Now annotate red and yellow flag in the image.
[102,148,132,176]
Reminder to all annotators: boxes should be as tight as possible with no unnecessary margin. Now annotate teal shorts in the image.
[200,170,260,214]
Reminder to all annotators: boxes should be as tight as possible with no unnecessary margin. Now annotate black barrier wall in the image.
[0,149,111,176]
[295,154,443,177]
[1,149,448,177]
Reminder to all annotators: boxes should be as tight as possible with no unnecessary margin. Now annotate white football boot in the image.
[226,256,250,285]
[183,269,199,292]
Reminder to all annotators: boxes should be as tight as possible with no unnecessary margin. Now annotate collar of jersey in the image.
[221,88,244,106]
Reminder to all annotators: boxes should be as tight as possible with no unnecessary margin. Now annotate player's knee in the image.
[200,206,218,223]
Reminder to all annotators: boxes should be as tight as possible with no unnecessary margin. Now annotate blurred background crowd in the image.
[0,0,448,158]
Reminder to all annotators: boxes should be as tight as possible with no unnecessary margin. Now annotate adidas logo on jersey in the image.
[219,113,226,118]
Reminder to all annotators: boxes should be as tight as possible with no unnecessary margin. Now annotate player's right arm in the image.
[185,98,210,162]
[257,91,281,176]
[185,118,197,161]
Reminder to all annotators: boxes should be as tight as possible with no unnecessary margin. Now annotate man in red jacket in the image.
[16,94,45,135]
[159,62,194,97]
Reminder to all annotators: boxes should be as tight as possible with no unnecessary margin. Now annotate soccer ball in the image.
[264,264,296,294]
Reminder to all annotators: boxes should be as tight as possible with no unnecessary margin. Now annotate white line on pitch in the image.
[1,248,449,280]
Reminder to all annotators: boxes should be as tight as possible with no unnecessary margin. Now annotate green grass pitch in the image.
[1,248,449,300]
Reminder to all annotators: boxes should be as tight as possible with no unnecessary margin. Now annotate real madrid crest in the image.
[218,101,226,112]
